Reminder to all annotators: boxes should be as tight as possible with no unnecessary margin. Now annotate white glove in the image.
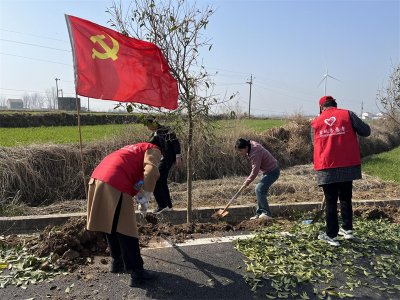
[135,191,152,204]
[138,202,148,214]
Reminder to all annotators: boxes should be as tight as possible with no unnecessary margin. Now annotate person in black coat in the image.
[144,116,182,214]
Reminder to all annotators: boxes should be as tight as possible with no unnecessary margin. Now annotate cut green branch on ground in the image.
[234,217,400,299]
[0,240,67,289]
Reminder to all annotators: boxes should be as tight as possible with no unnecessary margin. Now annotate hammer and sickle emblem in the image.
[90,33,119,61]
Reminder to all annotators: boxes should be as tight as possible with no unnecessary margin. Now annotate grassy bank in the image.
[217,119,286,133]
[0,119,284,147]
[0,124,143,147]
[362,146,400,184]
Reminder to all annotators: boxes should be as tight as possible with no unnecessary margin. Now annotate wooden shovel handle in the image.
[221,185,246,214]
[320,195,326,210]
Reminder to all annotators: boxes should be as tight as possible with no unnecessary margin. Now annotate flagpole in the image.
[75,89,88,199]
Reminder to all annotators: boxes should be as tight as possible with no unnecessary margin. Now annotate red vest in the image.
[91,143,159,196]
[311,108,361,170]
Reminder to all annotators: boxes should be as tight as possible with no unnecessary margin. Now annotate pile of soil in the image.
[138,218,272,245]
[354,204,400,223]
[2,216,273,262]
[2,205,399,272]
[36,217,106,257]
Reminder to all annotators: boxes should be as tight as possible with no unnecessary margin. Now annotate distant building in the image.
[372,112,385,120]
[361,112,372,120]
[7,99,23,109]
[58,97,81,111]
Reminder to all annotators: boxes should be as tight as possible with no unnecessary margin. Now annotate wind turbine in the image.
[317,59,342,95]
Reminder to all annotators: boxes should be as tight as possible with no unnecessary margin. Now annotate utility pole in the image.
[87,97,89,112]
[246,74,253,119]
[60,89,64,98]
[361,101,364,117]
[55,78,60,99]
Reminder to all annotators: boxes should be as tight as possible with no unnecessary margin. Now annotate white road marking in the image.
[145,234,254,249]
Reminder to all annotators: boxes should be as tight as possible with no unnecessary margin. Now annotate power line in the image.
[255,77,321,97]
[237,97,285,113]
[212,74,248,80]
[0,29,69,43]
[203,66,327,95]
[253,83,360,106]
[0,39,71,52]
[253,84,316,103]
[0,53,72,66]
[253,86,278,113]
[215,83,246,86]
[205,66,250,75]
[202,66,362,104]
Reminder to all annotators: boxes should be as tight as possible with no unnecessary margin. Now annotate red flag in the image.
[65,15,178,110]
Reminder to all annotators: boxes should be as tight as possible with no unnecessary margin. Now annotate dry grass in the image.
[1,116,400,212]
[14,164,400,217]
[0,126,149,208]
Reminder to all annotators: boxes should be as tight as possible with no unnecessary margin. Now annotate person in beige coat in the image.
[87,136,164,286]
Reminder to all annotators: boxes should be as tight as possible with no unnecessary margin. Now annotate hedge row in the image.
[0,112,139,128]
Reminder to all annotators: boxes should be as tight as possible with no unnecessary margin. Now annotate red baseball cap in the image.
[319,95,336,106]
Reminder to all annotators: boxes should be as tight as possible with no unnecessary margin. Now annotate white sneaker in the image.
[338,227,354,239]
[250,215,259,220]
[318,233,340,246]
[259,213,272,220]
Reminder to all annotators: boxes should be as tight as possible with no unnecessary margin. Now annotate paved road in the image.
[1,234,400,300]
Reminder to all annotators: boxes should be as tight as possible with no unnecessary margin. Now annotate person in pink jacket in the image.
[235,138,280,219]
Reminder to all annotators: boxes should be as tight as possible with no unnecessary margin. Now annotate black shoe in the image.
[152,206,169,215]
[129,269,155,286]
[110,258,124,273]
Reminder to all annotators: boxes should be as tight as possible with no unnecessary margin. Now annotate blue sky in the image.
[0,0,399,116]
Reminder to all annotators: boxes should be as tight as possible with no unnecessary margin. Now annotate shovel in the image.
[211,186,245,220]
[311,195,326,224]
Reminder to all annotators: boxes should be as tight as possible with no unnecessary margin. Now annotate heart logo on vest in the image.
[324,117,336,126]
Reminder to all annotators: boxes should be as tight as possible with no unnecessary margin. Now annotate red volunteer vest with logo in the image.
[91,143,159,196]
[311,108,361,170]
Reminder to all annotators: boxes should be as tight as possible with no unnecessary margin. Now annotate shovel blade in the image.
[311,210,324,224]
[211,209,229,220]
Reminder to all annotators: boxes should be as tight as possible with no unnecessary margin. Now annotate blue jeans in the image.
[255,167,280,217]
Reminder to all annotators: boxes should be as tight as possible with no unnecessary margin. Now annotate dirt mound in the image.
[36,216,106,257]
[234,218,272,230]
[23,216,273,259]
[137,218,271,244]
[354,205,400,223]
[6,206,398,264]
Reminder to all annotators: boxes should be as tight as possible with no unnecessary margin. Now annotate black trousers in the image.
[153,161,173,208]
[105,193,143,271]
[322,181,353,238]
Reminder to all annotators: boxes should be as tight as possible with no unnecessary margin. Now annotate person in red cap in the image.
[311,96,371,246]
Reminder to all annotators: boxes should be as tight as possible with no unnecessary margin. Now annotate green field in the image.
[0,124,143,147]
[0,119,285,147]
[362,146,400,184]
[216,119,285,133]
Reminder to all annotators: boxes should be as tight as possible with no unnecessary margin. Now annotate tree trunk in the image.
[186,102,194,223]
